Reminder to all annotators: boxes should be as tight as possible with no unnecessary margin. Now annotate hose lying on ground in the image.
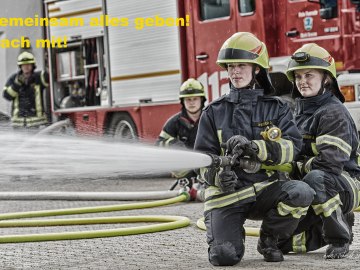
[0,191,179,201]
[0,193,190,243]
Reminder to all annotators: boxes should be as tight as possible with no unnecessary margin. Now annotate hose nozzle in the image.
[206,154,232,168]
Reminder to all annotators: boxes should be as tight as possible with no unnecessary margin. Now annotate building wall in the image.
[0,0,44,115]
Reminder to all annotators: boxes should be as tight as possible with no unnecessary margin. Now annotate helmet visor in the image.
[218,48,258,62]
[180,88,205,96]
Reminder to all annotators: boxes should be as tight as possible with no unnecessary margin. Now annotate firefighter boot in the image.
[324,212,354,259]
[325,243,350,259]
[257,231,284,262]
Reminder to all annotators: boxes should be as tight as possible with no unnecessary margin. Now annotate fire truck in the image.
[43,0,360,141]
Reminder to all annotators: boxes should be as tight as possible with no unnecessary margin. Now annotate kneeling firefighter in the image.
[277,43,359,259]
[194,32,315,265]
[156,78,206,200]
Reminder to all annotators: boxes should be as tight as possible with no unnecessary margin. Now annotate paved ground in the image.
[0,176,359,270]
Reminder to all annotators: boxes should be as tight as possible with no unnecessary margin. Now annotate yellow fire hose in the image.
[0,189,358,243]
[0,193,190,243]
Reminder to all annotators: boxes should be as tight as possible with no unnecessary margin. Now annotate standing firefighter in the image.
[3,51,49,130]
[194,32,315,265]
[279,43,359,259]
[156,78,206,198]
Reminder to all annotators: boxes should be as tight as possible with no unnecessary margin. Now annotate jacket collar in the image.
[295,91,333,114]
[227,86,264,104]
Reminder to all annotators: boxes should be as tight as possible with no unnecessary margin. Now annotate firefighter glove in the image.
[218,169,237,192]
[289,161,304,180]
[170,139,186,148]
[15,73,26,85]
[226,135,259,159]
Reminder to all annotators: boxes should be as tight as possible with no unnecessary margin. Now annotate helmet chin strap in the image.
[316,74,328,96]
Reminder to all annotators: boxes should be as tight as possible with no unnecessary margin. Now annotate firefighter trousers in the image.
[278,169,360,253]
[204,180,315,266]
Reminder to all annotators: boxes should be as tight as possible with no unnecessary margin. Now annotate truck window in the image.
[239,0,255,15]
[200,0,230,20]
[56,47,84,81]
[319,0,338,19]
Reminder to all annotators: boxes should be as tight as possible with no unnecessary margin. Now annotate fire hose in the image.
[0,194,190,243]
[0,146,358,242]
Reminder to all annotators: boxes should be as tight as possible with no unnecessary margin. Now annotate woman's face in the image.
[227,63,255,89]
[294,69,324,98]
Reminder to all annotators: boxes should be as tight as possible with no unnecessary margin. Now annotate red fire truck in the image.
[43,0,360,141]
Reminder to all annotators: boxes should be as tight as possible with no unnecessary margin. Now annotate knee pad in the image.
[303,170,328,203]
[209,241,244,266]
[282,180,315,207]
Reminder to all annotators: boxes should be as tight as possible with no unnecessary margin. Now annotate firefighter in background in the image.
[3,51,49,130]
[278,43,359,259]
[194,32,315,265]
[156,78,206,200]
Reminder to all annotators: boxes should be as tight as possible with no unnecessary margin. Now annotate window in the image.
[56,47,84,80]
[319,0,338,19]
[239,0,255,15]
[321,0,337,8]
[200,0,230,20]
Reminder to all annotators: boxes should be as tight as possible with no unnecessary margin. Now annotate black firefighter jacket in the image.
[194,88,302,189]
[156,108,200,149]
[3,70,49,128]
[295,91,360,178]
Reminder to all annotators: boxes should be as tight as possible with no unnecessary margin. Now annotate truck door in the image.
[187,0,237,101]
[284,0,343,69]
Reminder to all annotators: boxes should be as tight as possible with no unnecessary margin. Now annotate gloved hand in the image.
[15,73,26,85]
[170,139,186,148]
[218,169,238,192]
[289,161,304,180]
[226,135,259,159]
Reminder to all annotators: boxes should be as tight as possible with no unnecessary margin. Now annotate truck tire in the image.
[107,113,138,141]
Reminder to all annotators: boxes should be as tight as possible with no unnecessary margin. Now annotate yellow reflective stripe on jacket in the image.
[159,130,172,140]
[204,186,256,212]
[277,139,294,164]
[11,115,47,127]
[5,86,18,98]
[292,232,307,253]
[253,180,277,193]
[204,186,224,199]
[253,140,267,161]
[312,194,341,217]
[341,172,360,211]
[316,135,352,157]
[13,96,19,117]
[304,157,315,173]
[311,143,318,155]
[277,202,309,219]
[34,85,43,117]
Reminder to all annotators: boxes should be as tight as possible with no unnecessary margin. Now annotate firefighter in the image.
[156,78,206,199]
[194,32,315,265]
[3,51,49,130]
[278,43,360,259]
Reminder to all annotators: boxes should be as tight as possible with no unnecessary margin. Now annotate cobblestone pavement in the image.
[0,176,359,270]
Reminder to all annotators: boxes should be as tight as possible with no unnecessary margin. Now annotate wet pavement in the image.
[0,176,359,269]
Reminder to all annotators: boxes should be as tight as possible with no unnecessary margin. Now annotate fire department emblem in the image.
[303,17,313,31]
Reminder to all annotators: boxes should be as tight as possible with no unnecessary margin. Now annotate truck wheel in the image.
[108,113,138,141]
